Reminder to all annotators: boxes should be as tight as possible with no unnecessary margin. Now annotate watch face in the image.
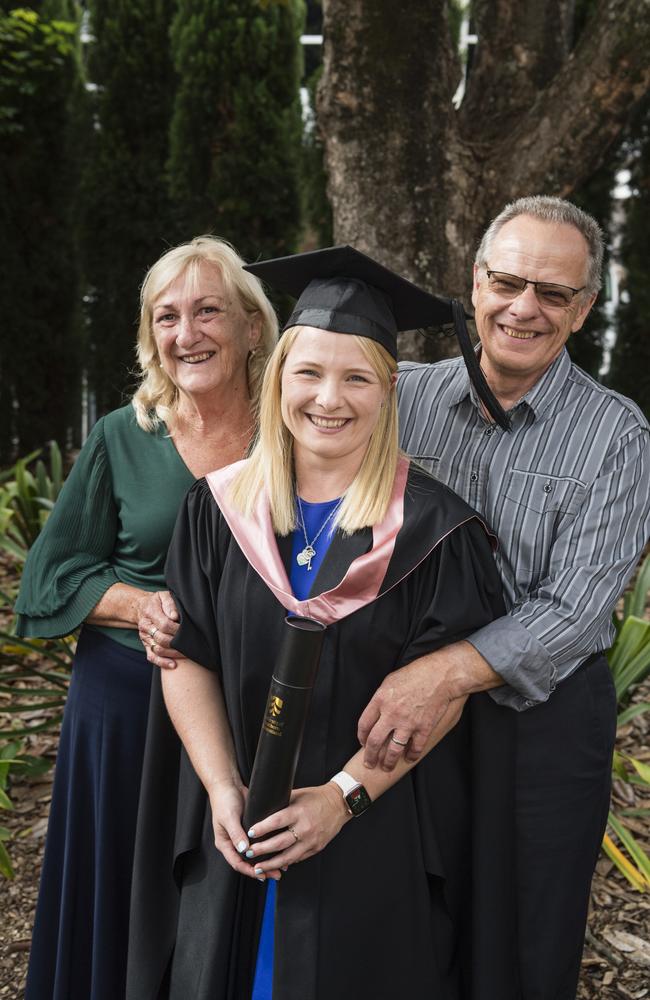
[346,784,371,817]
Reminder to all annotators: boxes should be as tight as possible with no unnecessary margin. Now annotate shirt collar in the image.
[448,348,572,423]
[517,349,572,420]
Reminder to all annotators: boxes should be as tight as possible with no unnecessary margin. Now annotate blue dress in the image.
[251,497,341,1000]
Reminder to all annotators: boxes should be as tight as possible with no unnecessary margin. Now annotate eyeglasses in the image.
[485,269,585,309]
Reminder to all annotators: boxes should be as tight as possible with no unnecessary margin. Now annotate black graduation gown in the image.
[127,462,519,1000]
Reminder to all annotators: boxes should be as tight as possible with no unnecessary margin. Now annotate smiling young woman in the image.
[126,247,520,1000]
[229,324,398,534]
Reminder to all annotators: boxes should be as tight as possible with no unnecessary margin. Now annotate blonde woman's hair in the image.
[132,236,278,431]
[229,327,399,535]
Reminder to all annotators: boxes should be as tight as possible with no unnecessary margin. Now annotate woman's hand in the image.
[137,590,182,670]
[243,783,351,874]
[207,780,282,882]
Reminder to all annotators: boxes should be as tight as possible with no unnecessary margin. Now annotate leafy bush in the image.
[0,443,72,878]
[603,552,650,891]
[0,442,64,563]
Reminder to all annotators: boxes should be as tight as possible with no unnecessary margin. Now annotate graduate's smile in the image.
[281,327,388,475]
[305,413,351,431]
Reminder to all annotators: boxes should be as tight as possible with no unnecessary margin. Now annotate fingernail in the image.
[248,827,256,837]
[281,866,288,872]
[245,849,255,858]
[256,876,265,883]
[254,867,264,876]
[272,874,281,881]
[237,840,247,853]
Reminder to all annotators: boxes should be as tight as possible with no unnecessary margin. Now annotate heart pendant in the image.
[296,545,315,567]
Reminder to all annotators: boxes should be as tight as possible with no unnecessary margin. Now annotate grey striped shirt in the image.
[397,349,650,711]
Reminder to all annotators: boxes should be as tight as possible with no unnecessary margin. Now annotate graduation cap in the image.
[244,245,509,430]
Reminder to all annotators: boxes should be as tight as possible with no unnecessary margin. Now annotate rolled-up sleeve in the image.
[471,428,650,710]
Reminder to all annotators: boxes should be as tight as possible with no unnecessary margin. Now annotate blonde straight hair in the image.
[228,327,400,535]
[132,236,278,432]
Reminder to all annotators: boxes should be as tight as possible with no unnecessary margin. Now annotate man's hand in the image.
[357,641,502,771]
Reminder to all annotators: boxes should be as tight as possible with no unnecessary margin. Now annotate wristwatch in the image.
[329,770,372,817]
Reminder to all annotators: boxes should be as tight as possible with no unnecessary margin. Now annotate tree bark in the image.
[318,0,463,359]
[319,0,650,361]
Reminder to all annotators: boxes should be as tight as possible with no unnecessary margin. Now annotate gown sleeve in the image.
[399,516,505,665]
[165,479,224,673]
[14,417,121,638]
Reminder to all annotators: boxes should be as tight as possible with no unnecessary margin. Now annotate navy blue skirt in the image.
[25,627,152,1000]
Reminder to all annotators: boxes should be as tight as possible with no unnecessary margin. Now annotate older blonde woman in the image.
[130,248,517,1000]
[15,237,277,1000]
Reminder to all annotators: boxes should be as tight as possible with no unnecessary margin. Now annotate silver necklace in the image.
[296,495,344,571]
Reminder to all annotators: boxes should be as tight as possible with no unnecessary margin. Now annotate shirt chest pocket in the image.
[503,469,587,516]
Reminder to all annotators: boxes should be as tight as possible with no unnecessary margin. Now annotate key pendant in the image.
[296,545,316,569]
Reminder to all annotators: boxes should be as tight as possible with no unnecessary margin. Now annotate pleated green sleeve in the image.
[14,417,120,638]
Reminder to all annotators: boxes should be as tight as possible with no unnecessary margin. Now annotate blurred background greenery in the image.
[0,0,648,462]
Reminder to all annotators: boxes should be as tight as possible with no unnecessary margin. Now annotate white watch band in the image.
[329,770,361,797]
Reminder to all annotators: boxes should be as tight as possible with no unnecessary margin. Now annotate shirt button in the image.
[470,471,478,483]
[484,427,493,436]
[543,482,552,494]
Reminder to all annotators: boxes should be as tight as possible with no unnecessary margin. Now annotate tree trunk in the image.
[319,0,650,361]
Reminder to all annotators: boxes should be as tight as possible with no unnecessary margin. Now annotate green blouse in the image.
[14,405,195,651]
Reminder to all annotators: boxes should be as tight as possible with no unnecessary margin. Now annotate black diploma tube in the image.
[243,615,326,844]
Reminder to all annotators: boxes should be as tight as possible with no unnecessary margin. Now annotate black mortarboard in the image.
[244,245,509,430]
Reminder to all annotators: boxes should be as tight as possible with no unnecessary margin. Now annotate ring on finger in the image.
[150,626,158,639]
[288,826,300,843]
[390,734,409,747]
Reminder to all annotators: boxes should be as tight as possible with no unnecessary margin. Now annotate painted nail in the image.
[254,867,264,876]
[237,840,247,853]
[247,827,256,837]
[245,849,255,858]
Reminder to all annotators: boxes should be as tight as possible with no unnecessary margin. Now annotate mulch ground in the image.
[1,555,649,998]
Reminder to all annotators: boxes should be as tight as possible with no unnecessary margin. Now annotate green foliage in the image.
[0,3,85,463]
[0,443,72,878]
[0,624,73,880]
[82,0,177,415]
[446,0,463,52]
[301,64,332,247]
[569,167,615,379]
[0,737,60,878]
[0,441,64,562]
[0,7,76,135]
[608,100,650,421]
[168,0,305,261]
[608,553,650,709]
[603,552,650,890]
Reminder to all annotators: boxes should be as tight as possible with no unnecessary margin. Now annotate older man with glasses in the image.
[359,196,650,999]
